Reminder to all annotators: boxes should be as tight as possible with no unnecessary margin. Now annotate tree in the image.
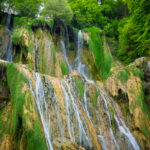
[7,0,43,17]
[117,0,150,64]
[68,0,122,28]
[0,0,5,11]
[41,0,73,23]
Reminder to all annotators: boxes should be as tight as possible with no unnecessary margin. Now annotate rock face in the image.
[0,27,10,60]
[0,61,47,150]
[105,58,150,148]
[0,18,150,150]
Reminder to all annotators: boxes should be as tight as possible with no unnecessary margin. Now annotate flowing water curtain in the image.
[6,14,13,62]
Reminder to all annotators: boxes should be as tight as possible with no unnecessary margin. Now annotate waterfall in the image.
[61,79,93,148]
[61,40,72,72]
[34,73,53,150]
[20,27,140,150]
[99,89,140,150]
[6,14,13,62]
[74,30,93,83]
[98,0,101,5]
[114,115,140,150]
[27,73,53,150]
[83,85,93,124]
[99,88,120,150]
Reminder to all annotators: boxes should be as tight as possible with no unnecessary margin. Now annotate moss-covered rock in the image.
[0,27,10,60]
[0,61,47,150]
[105,58,150,147]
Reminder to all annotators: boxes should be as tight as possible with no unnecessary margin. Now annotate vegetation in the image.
[84,27,113,80]
[89,87,100,109]
[6,63,47,149]
[42,0,73,23]
[7,0,43,17]
[60,61,69,76]
[117,0,150,63]
[75,80,85,98]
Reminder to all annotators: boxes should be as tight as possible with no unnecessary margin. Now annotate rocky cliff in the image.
[0,14,150,150]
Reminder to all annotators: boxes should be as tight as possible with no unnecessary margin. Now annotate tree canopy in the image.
[5,0,43,17]
[42,0,73,23]
[0,0,149,64]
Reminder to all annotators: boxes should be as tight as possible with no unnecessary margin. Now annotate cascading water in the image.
[22,27,141,149]
[61,40,72,72]
[6,14,13,62]
[74,30,93,83]
[24,67,140,150]
[29,73,53,150]
[98,0,101,5]
[99,89,140,150]
[61,79,93,148]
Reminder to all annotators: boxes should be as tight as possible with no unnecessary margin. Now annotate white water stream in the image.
[6,14,13,62]
[24,28,140,150]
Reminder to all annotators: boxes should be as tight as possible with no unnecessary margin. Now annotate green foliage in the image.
[84,27,104,69]
[117,69,130,83]
[0,0,5,11]
[68,0,125,29]
[84,27,113,80]
[49,18,54,28]
[129,66,144,79]
[6,63,47,149]
[31,17,46,26]
[89,88,100,108]
[117,0,150,64]
[42,0,73,23]
[51,45,56,64]
[104,19,119,38]
[75,80,84,98]
[129,84,150,138]
[7,0,43,17]
[12,28,25,46]
[60,61,69,76]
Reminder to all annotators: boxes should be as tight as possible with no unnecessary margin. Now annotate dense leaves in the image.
[6,0,43,17]
[42,0,73,23]
[117,0,150,63]
[1,0,149,64]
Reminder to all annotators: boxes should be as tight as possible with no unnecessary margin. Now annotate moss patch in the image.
[84,27,113,80]
[60,61,69,76]
[6,63,47,149]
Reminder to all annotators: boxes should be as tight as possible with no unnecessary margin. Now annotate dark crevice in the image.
[0,65,10,110]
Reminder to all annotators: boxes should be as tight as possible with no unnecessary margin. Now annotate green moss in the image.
[75,80,84,98]
[129,65,144,79]
[117,69,130,83]
[141,124,150,138]
[69,42,74,51]
[14,17,29,27]
[12,28,26,46]
[84,27,113,80]
[84,27,104,70]
[60,61,69,76]
[136,92,150,117]
[0,24,4,28]
[51,45,56,64]
[6,63,47,149]
[129,85,150,138]
[89,88,100,108]
[41,48,47,74]
[0,109,4,139]
[49,18,54,28]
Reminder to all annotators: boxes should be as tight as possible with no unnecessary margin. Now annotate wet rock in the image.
[145,82,150,94]
[0,134,13,150]
[0,27,10,60]
[145,61,150,82]
[53,138,85,150]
